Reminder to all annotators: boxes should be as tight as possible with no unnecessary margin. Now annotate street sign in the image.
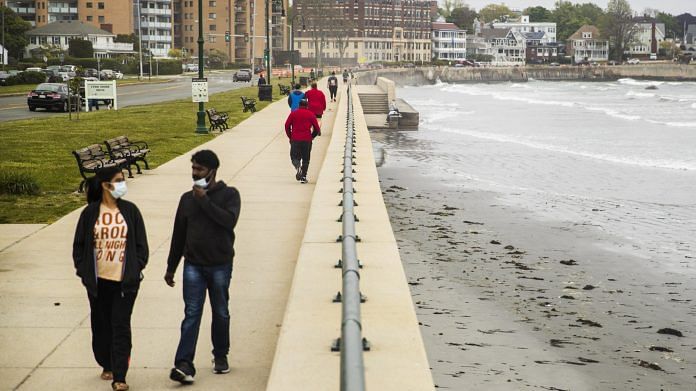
[192,78,208,103]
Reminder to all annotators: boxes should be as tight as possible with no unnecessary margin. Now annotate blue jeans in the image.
[174,261,232,369]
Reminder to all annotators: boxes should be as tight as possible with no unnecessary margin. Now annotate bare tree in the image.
[296,0,329,68]
[603,0,637,61]
[327,3,356,68]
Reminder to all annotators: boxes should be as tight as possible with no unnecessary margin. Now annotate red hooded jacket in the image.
[285,107,321,142]
[304,87,327,116]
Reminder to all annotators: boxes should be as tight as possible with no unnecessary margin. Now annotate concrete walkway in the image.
[0,86,337,390]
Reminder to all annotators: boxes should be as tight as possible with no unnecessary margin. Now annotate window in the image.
[582,32,592,39]
[209,24,216,31]
[209,12,216,19]
[208,35,216,43]
[52,36,61,45]
[86,2,92,8]
[86,15,93,21]
[98,2,104,9]
[98,15,105,23]
[209,0,216,6]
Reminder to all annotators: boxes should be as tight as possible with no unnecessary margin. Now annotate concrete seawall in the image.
[356,64,696,85]
[267,85,434,390]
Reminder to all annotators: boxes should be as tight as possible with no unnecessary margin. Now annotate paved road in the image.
[0,72,255,122]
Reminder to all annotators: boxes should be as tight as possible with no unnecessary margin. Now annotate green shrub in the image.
[156,59,183,75]
[21,71,48,84]
[0,172,41,195]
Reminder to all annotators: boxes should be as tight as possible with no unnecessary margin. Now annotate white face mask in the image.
[193,177,208,188]
[109,181,127,199]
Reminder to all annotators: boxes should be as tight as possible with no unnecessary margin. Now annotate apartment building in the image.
[432,21,466,61]
[2,0,133,34]
[175,0,287,65]
[293,0,435,66]
[136,0,173,57]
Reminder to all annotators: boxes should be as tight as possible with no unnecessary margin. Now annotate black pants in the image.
[88,278,137,383]
[329,86,338,100]
[290,141,313,178]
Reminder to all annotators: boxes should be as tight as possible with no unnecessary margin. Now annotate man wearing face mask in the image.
[164,150,241,384]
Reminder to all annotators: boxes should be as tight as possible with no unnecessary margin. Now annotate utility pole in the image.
[265,0,271,84]
[1,8,5,71]
[195,0,207,133]
[137,0,144,80]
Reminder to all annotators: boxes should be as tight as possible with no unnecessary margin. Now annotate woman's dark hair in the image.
[86,166,122,204]
[191,149,220,170]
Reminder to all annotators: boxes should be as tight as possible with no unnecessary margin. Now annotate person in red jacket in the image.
[304,82,327,120]
[284,99,321,183]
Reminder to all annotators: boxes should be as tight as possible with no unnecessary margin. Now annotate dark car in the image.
[27,83,80,112]
[0,71,10,86]
[233,69,252,82]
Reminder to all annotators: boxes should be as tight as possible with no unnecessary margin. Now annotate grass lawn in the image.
[0,78,288,223]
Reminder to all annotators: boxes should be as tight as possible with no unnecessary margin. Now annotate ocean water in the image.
[388,79,696,272]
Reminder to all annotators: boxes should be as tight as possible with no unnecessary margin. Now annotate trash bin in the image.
[258,84,272,101]
[299,76,309,87]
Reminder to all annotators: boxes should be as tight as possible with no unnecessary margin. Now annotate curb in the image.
[0,78,175,98]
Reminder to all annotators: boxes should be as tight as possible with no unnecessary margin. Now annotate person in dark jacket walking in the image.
[285,99,321,183]
[257,73,266,85]
[327,72,338,102]
[72,166,149,391]
[287,84,305,112]
[165,150,241,384]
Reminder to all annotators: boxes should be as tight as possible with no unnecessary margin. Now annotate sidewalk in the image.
[0,85,337,390]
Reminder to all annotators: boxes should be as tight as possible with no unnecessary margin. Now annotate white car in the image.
[112,71,124,79]
[626,58,640,65]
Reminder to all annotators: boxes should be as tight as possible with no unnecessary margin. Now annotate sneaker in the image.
[295,165,302,181]
[100,370,113,381]
[170,361,195,384]
[111,382,129,391]
[213,356,230,374]
[300,176,308,184]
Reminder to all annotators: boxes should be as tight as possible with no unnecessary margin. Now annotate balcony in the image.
[140,21,172,29]
[235,6,246,13]
[141,8,171,16]
[142,35,173,42]
[10,7,36,14]
[93,42,135,52]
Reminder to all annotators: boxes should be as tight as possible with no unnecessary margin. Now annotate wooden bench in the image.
[241,96,257,113]
[72,144,131,192]
[279,84,291,96]
[104,136,151,176]
[206,108,229,132]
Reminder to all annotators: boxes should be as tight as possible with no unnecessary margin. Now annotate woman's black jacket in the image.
[72,199,149,297]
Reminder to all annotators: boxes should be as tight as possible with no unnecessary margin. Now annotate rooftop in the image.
[27,21,114,36]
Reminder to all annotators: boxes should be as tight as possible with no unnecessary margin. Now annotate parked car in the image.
[549,62,560,67]
[184,63,199,72]
[100,69,115,79]
[649,53,657,60]
[84,68,99,78]
[608,60,619,66]
[25,67,43,73]
[626,58,640,65]
[233,69,252,82]
[0,71,10,86]
[27,83,80,112]
[112,70,124,79]
[403,62,415,68]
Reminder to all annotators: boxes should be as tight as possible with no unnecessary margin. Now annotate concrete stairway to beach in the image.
[356,86,389,114]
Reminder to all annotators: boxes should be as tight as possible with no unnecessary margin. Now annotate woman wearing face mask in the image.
[72,166,149,391]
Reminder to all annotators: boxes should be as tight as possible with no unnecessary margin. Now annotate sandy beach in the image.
[374,158,696,390]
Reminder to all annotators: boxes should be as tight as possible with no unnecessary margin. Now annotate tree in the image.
[448,6,478,31]
[68,39,94,58]
[296,0,332,68]
[207,48,228,68]
[524,6,552,22]
[602,0,636,61]
[551,2,605,42]
[115,33,139,52]
[656,12,679,38]
[479,4,512,23]
[439,0,465,19]
[0,6,31,60]
[168,48,183,59]
[326,3,355,68]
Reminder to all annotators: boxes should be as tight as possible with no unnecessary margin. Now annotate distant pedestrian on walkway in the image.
[304,82,326,120]
[327,72,338,102]
[309,68,316,81]
[72,166,149,391]
[285,99,321,183]
[287,83,305,112]
[257,73,266,85]
[342,69,349,84]
[165,150,241,385]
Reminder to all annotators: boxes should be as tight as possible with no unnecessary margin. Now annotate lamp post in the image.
[195,0,207,133]
[264,0,285,85]
[1,7,5,71]
[137,0,144,80]
[290,14,305,86]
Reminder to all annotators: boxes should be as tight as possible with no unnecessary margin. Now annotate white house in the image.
[492,15,557,43]
[0,43,8,65]
[25,20,134,59]
[481,28,525,66]
[626,18,665,56]
[432,22,467,61]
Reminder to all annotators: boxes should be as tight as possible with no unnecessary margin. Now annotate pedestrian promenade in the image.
[0,85,338,390]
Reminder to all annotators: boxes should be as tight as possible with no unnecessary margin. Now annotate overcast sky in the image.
[447,0,694,15]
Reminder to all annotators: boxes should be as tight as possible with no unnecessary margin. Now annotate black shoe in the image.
[213,356,230,374]
[170,361,195,384]
[300,176,308,184]
[295,166,302,181]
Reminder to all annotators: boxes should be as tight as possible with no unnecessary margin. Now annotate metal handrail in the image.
[339,84,366,391]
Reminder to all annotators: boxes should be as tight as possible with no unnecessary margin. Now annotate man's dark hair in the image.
[299,99,308,107]
[295,83,301,89]
[191,149,220,169]
[311,82,317,88]
[331,71,336,75]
